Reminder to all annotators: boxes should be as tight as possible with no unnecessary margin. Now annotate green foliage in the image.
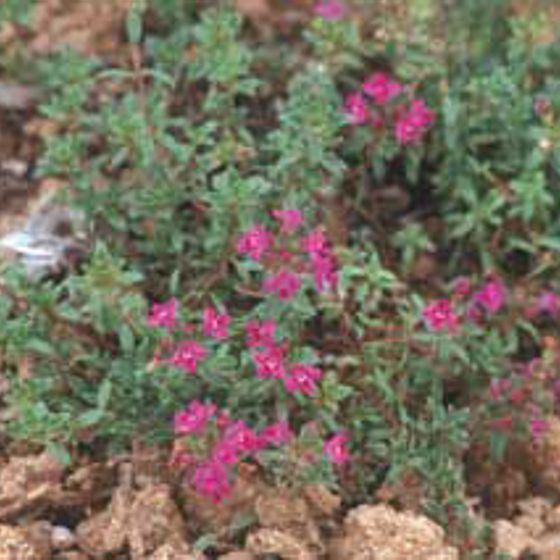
[1,2,559,554]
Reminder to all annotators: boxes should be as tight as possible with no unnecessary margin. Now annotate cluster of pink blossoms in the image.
[524,289,560,320]
[343,72,434,145]
[147,299,231,374]
[172,402,293,503]
[237,210,338,301]
[247,319,324,396]
[314,0,346,20]
[422,277,507,333]
[172,402,351,502]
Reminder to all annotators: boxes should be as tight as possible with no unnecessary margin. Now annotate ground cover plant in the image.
[0,0,559,558]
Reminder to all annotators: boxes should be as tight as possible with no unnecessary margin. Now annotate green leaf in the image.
[46,441,72,467]
[193,533,218,553]
[118,325,135,353]
[97,379,112,410]
[77,409,104,428]
[25,338,56,356]
[126,8,143,44]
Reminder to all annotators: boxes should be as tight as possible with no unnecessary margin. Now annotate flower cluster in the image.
[147,299,231,374]
[524,289,560,320]
[314,0,346,20]
[171,402,351,503]
[486,355,560,441]
[422,277,507,333]
[343,72,434,145]
[172,402,293,503]
[247,319,325,396]
[237,210,338,302]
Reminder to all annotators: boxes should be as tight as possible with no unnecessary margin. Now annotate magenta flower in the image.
[452,276,472,298]
[192,460,231,503]
[422,299,459,332]
[537,291,560,316]
[147,298,178,329]
[260,421,293,446]
[395,99,434,145]
[211,440,241,466]
[272,209,303,234]
[284,364,323,396]
[362,72,402,105]
[311,253,338,292]
[246,319,276,349]
[236,225,273,262]
[343,92,368,125]
[473,279,506,314]
[323,432,350,465]
[263,270,301,301]
[314,0,346,20]
[174,400,216,435]
[301,228,329,256]
[167,341,207,374]
[530,417,548,439]
[222,420,263,455]
[202,307,231,339]
[252,345,286,379]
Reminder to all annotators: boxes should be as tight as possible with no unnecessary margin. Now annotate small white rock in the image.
[51,526,76,550]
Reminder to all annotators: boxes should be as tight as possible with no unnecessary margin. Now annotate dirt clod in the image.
[0,453,64,523]
[0,524,48,560]
[330,504,459,560]
[247,528,315,560]
[493,519,534,558]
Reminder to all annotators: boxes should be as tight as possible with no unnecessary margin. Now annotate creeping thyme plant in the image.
[1,0,560,555]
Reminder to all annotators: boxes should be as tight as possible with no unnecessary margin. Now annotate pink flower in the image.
[301,228,329,256]
[422,299,459,332]
[311,253,338,292]
[284,364,323,396]
[252,345,286,379]
[473,279,506,314]
[202,307,231,339]
[236,225,273,262]
[272,209,303,234]
[192,460,231,503]
[212,440,240,465]
[260,421,293,446]
[452,276,472,298]
[395,99,434,145]
[530,417,548,439]
[362,72,402,105]
[147,298,178,329]
[314,0,346,20]
[222,420,263,455]
[167,341,207,374]
[174,400,216,435]
[263,270,301,301]
[323,432,350,465]
[343,92,368,125]
[246,319,276,349]
[537,291,560,316]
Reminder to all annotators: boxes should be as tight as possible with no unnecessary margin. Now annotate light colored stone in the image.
[530,533,560,560]
[218,552,255,560]
[0,524,47,560]
[330,504,459,560]
[493,519,534,558]
[51,526,75,550]
[247,528,314,560]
